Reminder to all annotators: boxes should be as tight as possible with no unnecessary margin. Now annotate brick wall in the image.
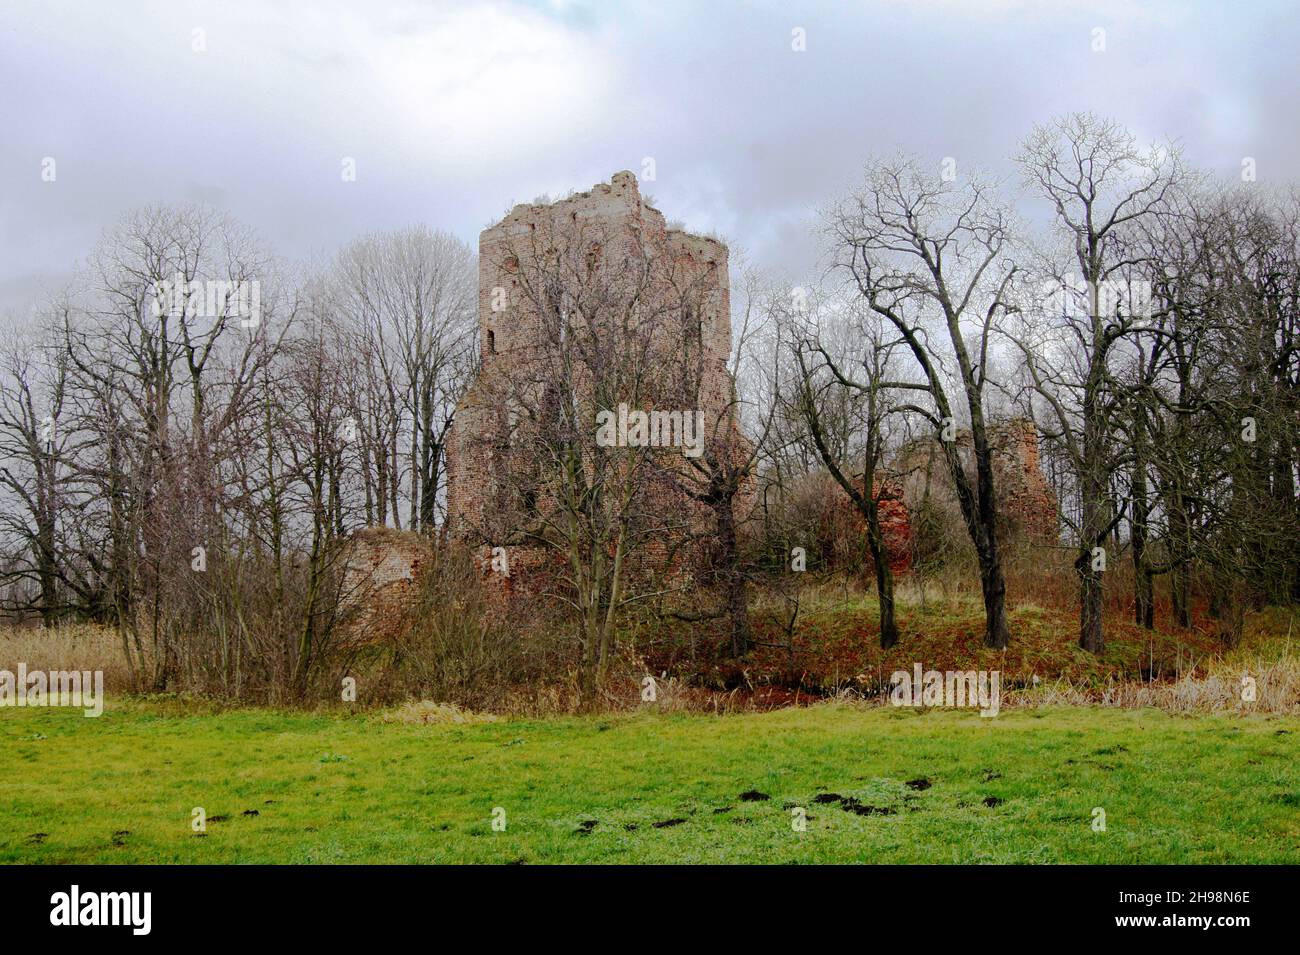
[339,526,432,642]
[894,417,1059,546]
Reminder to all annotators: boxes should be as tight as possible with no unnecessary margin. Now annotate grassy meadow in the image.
[2,590,1297,864]
[2,701,1298,864]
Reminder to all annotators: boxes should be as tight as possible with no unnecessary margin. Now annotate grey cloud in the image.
[1,0,1296,317]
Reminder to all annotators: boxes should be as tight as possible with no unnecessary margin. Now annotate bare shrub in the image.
[131,536,357,705]
[765,470,866,576]
[376,543,542,710]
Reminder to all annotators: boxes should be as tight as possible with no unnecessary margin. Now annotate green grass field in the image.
[3,702,1298,863]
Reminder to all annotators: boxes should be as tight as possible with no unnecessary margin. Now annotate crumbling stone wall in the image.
[894,417,1059,547]
[816,475,914,574]
[986,418,1059,543]
[339,527,432,642]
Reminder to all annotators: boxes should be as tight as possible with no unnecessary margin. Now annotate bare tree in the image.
[327,227,476,533]
[58,203,276,688]
[787,294,908,648]
[0,315,69,623]
[1013,114,1181,652]
[826,154,1018,649]
[664,255,775,658]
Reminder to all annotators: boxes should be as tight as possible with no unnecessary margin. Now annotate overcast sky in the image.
[2,0,1297,315]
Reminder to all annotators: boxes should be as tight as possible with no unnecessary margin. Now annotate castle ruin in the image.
[445,171,752,591]
[343,174,1058,630]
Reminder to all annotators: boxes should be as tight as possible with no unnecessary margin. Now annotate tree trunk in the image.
[939,435,1011,650]
[979,557,1010,650]
[419,438,440,534]
[1172,563,1192,628]
[1131,453,1154,629]
[866,519,898,650]
[1135,562,1154,630]
[1077,334,1108,654]
[715,491,751,658]
[972,488,1010,650]
[1079,562,1104,653]
[1078,471,1107,653]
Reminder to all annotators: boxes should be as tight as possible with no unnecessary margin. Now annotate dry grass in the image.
[1006,660,1300,714]
[376,700,499,725]
[471,658,755,718]
[1007,607,1300,714]
[0,622,135,692]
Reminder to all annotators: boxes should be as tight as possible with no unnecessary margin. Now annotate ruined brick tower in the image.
[446,172,749,582]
